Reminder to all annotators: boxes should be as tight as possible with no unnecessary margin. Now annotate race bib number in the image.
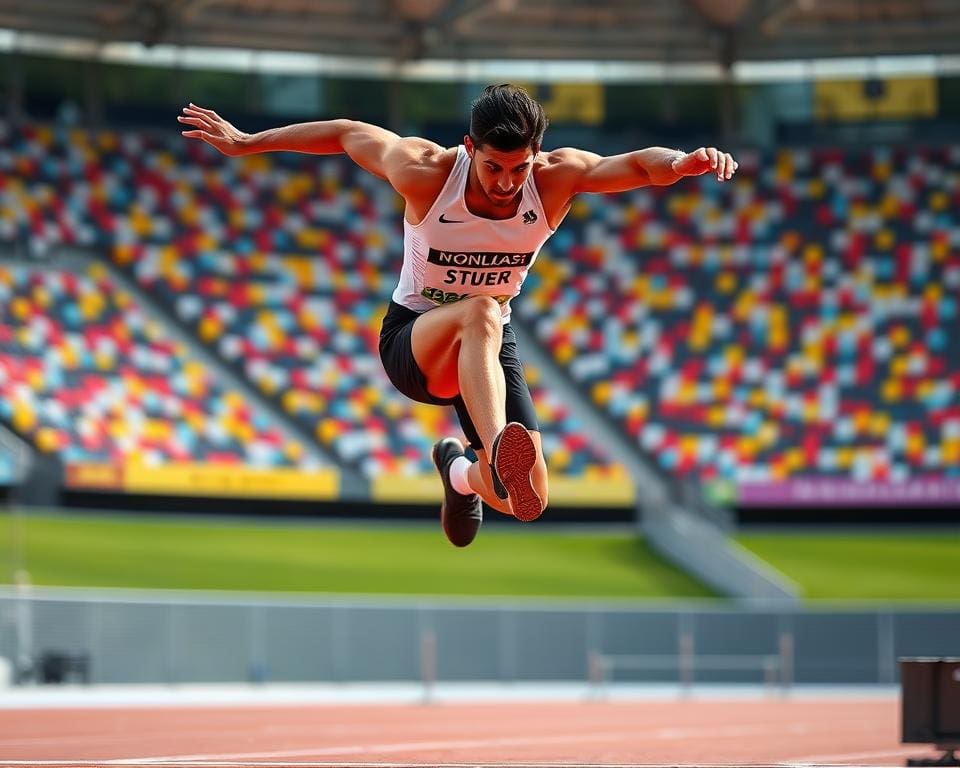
[421,286,510,305]
[421,248,533,305]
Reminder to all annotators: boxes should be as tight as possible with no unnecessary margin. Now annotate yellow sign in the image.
[814,77,937,121]
[515,82,605,125]
[64,461,339,500]
[123,463,339,500]
[64,463,124,490]
[371,474,443,503]
[548,474,634,507]
[372,471,634,507]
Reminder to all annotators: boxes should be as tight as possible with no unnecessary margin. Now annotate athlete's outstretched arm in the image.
[556,145,738,196]
[178,103,439,190]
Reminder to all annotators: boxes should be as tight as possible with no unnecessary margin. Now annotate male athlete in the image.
[179,84,737,547]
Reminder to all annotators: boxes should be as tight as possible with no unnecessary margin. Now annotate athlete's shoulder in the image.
[390,138,457,171]
[387,141,458,204]
[535,147,594,174]
[532,148,592,199]
[390,142,461,220]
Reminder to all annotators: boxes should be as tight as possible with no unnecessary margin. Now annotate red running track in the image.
[0,696,939,767]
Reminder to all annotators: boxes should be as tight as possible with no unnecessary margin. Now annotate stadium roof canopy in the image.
[1,0,958,66]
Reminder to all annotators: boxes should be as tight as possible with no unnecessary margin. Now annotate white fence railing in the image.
[589,632,795,696]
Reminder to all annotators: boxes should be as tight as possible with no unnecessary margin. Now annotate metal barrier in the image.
[589,632,795,696]
[1,588,957,687]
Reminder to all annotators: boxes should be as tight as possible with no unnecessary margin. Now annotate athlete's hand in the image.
[672,147,738,182]
[178,104,251,156]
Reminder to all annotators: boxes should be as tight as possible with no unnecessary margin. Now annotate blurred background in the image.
[0,0,957,691]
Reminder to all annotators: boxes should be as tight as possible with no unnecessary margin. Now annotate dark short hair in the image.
[469,84,548,152]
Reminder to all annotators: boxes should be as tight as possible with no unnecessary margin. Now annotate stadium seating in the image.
[0,260,310,468]
[7,120,956,494]
[0,122,621,483]
[515,145,960,486]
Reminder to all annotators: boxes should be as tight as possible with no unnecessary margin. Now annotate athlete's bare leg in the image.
[411,295,507,455]
[411,295,548,516]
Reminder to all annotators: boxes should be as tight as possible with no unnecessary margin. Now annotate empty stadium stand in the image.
[0,260,313,469]
[3,121,957,507]
[515,145,960,499]
[0,122,626,503]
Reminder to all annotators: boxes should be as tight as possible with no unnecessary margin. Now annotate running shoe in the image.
[489,422,542,522]
[432,437,482,547]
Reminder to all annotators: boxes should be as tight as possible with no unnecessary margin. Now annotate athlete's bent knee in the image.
[461,295,502,338]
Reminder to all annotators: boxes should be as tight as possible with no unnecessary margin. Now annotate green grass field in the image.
[0,510,713,598]
[4,510,957,601]
[736,531,960,601]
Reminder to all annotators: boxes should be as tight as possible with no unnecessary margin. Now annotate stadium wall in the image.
[2,587,957,686]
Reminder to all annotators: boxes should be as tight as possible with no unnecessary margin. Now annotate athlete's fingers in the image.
[182,107,223,130]
[177,115,215,131]
[715,151,726,180]
[725,153,736,179]
[696,147,709,162]
[181,129,217,143]
[187,103,218,119]
[181,106,218,126]
[179,112,215,131]
[706,146,718,169]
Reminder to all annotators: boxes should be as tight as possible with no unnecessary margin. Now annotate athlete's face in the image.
[465,137,538,208]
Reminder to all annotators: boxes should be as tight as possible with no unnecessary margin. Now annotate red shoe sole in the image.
[494,423,542,522]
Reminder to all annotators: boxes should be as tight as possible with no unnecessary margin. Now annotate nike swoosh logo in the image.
[439,213,465,224]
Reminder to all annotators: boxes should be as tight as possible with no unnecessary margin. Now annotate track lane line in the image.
[80,721,816,764]
[783,746,939,764]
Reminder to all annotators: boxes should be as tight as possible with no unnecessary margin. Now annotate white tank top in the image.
[392,145,555,321]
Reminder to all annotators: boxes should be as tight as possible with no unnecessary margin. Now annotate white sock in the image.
[448,455,476,496]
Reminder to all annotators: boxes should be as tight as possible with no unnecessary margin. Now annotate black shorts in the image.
[378,300,539,451]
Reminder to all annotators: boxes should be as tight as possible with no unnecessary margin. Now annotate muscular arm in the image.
[545,145,738,198]
[178,104,442,197]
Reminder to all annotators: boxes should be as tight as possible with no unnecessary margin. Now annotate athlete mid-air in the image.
[180,84,738,546]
